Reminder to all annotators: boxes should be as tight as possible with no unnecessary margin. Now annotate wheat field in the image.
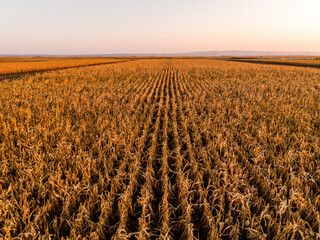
[0,59,320,239]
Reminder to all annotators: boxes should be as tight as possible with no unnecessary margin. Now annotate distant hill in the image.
[1,50,320,57]
[173,50,320,57]
[108,51,320,57]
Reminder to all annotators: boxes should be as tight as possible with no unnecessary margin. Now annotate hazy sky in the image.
[1,0,319,54]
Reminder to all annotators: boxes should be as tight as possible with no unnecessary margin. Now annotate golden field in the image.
[0,59,320,239]
[230,58,320,68]
[0,57,129,75]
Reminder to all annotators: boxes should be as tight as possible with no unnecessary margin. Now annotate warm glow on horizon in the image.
[1,0,320,54]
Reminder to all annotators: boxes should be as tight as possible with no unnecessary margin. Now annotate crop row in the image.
[0,59,320,239]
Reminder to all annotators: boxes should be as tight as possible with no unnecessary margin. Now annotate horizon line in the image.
[1,50,320,57]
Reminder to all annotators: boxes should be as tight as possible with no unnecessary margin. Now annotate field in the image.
[0,57,129,76]
[0,59,320,239]
[229,58,320,68]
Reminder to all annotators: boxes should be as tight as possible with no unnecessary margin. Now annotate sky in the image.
[0,0,320,54]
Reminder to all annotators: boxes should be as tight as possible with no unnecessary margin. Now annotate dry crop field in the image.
[230,58,320,68]
[0,57,128,76]
[0,59,320,239]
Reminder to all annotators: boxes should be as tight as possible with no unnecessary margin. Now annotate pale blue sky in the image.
[1,0,319,54]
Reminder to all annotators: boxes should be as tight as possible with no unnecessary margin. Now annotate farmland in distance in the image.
[0,59,320,239]
[0,57,129,76]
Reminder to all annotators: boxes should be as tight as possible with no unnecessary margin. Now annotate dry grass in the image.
[0,59,319,239]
